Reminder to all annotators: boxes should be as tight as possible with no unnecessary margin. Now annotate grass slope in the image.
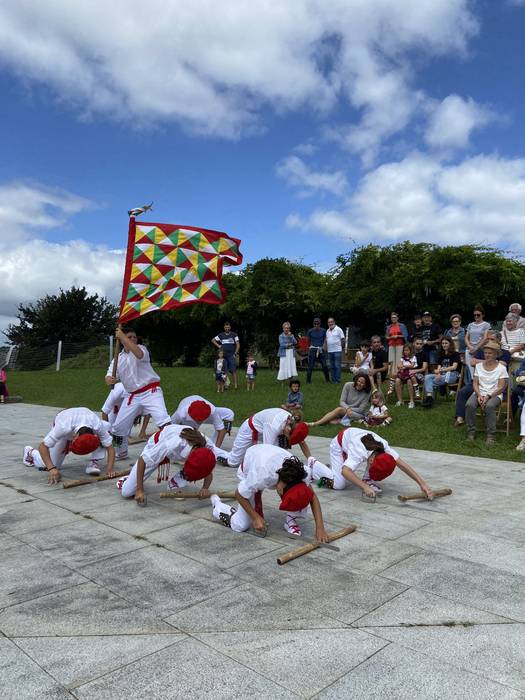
[8,367,525,463]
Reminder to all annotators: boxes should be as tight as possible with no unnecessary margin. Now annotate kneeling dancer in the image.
[23,407,115,483]
[170,395,234,447]
[222,407,310,467]
[120,424,225,505]
[311,427,433,499]
[211,443,328,540]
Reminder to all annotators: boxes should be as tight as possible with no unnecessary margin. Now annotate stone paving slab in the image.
[1,403,524,699]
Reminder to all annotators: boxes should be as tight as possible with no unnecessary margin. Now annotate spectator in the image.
[368,335,389,390]
[393,343,419,408]
[512,358,525,450]
[421,311,441,365]
[408,314,424,343]
[444,314,466,358]
[385,312,408,393]
[246,353,258,391]
[464,306,490,382]
[277,321,298,381]
[212,321,240,390]
[465,340,508,445]
[364,390,392,426]
[509,303,525,329]
[326,317,346,383]
[350,340,372,376]
[421,337,461,407]
[214,350,227,393]
[306,317,330,384]
[307,375,371,427]
[282,379,304,411]
[0,364,8,404]
[395,337,427,406]
[500,313,525,368]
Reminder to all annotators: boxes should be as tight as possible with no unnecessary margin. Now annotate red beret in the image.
[183,447,215,481]
[188,400,212,422]
[369,452,396,481]
[71,434,101,455]
[289,422,309,445]
[279,482,314,511]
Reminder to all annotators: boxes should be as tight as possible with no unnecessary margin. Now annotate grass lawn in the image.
[8,366,525,464]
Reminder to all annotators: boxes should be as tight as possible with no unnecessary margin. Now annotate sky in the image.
[1,0,525,335]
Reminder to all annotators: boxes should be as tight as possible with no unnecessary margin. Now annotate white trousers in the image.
[328,443,353,490]
[227,419,256,466]
[31,441,106,470]
[112,388,171,438]
[211,495,308,532]
[521,407,525,437]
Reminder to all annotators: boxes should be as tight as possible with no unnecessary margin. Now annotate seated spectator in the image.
[392,343,418,406]
[0,363,8,404]
[500,313,525,373]
[465,305,490,382]
[363,390,392,426]
[350,340,372,376]
[509,303,525,330]
[307,375,371,427]
[394,337,427,407]
[408,314,424,344]
[422,337,461,407]
[513,358,525,451]
[282,379,304,411]
[368,335,389,390]
[444,314,466,359]
[421,311,441,365]
[465,341,508,445]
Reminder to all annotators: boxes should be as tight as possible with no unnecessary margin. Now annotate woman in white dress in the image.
[277,322,298,381]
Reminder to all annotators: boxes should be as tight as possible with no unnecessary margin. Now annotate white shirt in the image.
[250,408,290,445]
[171,395,225,431]
[106,345,160,393]
[501,327,525,351]
[354,351,372,371]
[474,363,509,400]
[44,408,112,449]
[332,427,399,472]
[236,444,292,499]
[401,356,417,368]
[369,405,388,418]
[326,325,345,352]
[101,382,128,415]
[141,424,215,468]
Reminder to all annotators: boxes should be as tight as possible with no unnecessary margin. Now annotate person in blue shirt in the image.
[306,317,330,384]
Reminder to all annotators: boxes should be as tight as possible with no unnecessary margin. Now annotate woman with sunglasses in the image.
[465,306,490,382]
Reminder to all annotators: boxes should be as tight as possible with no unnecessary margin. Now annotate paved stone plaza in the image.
[1,403,524,699]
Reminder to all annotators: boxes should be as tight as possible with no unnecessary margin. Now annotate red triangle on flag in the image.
[182,282,201,295]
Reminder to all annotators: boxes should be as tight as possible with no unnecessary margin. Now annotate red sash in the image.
[127,381,160,405]
[336,430,348,461]
[254,490,264,517]
[247,416,259,444]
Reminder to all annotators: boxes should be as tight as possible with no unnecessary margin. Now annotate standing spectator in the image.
[408,314,424,343]
[421,337,461,407]
[306,317,330,384]
[509,303,525,329]
[421,311,441,365]
[214,350,226,393]
[0,364,8,404]
[500,313,525,371]
[212,321,240,390]
[277,322,298,381]
[326,317,346,383]
[385,312,408,395]
[465,306,490,383]
[246,353,258,391]
[444,314,466,358]
[465,341,508,445]
[368,335,389,390]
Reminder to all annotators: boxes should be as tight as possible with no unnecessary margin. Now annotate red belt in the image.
[247,416,259,444]
[336,429,348,461]
[254,491,264,517]
[127,381,160,405]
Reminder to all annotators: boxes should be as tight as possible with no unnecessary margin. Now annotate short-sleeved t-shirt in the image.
[331,427,399,472]
[501,327,525,351]
[107,346,159,393]
[44,408,112,449]
[287,390,304,406]
[421,323,441,343]
[371,348,388,378]
[387,323,404,347]
[474,363,508,400]
[466,321,490,347]
[438,351,461,370]
[307,327,327,348]
[171,395,226,431]
[414,350,426,370]
[213,331,239,356]
[236,444,296,499]
[141,424,215,469]
[326,326,345,352]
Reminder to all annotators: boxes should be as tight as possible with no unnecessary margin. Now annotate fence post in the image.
[5,345,15,368]
[109,335,113,365]
[56,340,63,372]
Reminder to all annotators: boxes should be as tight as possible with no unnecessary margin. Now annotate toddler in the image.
[214,350,227,393]
[350,341,372,375]
[363,390,392,426]
[246,353,258,391]
[282,379,304,410]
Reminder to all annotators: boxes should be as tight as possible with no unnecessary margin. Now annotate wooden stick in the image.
[277,525,357,566]
[397,488,452,502]
[62,469,130,490]
[112,333,121,381]
[160,490,237,500]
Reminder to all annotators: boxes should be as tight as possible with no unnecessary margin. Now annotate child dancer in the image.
[281,379,304,410]
[170,395,234,448]
[23,407,115,482]
[246,353,258,391]
[106,327,171,460]
[350,341,372,376]
[310,427,433,498]
[215,350,226,393]
[119,424,225,505]
[211,443,328,539]
[364,391,392,426]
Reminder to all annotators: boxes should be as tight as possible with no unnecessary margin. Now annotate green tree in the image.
[5,287,118,347]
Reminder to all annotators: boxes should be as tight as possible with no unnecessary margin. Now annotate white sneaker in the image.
[116,476,128,490]
[408,401,415,409]
[85,461,101,476]
[23,446,35,467]
[284,516,302,536]
[516,439,525,452]
[395,401,402,407]
[210,494,221,508]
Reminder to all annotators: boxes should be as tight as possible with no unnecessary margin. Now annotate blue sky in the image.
[1,1,525,333]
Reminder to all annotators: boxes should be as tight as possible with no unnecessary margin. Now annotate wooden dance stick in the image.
[277,525,357,566]
[62,469,131,490]
[397,488,452,502]
[160,490,237,500]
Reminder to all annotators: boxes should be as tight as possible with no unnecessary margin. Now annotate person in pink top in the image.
[0,364,8,404]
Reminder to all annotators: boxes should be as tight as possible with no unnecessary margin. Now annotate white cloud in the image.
[0,0,476,151]
[287,153,525,251]
[425,94,493,149]
[276,155,348,196]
